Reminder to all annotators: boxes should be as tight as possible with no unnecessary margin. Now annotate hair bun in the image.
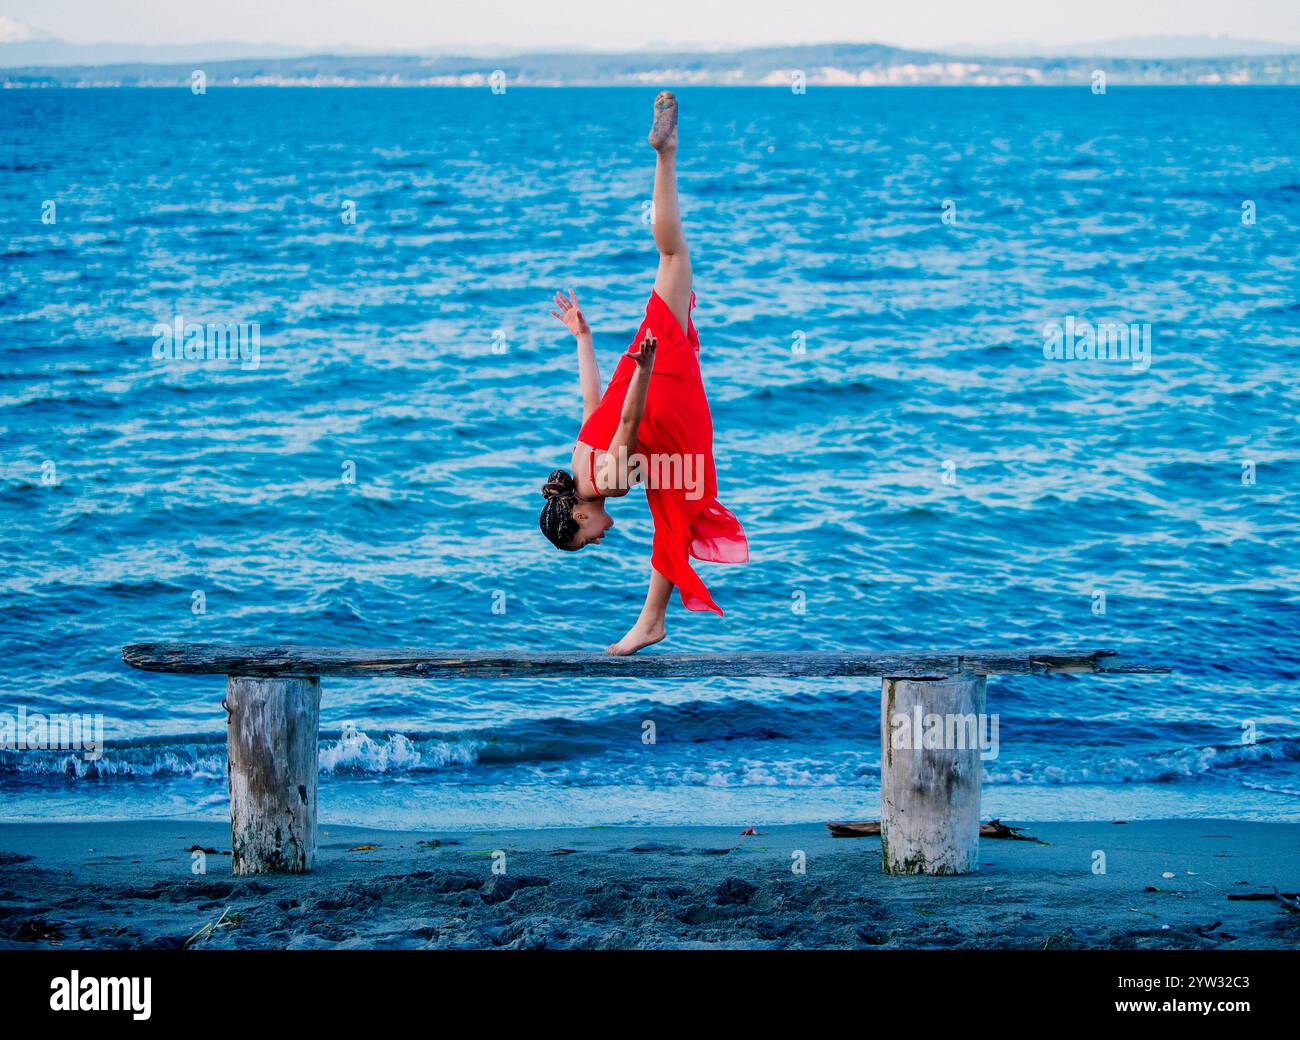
[541,469,576,500]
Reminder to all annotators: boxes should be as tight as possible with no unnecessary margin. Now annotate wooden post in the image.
[880,675,986,875]
[225,675,320,875]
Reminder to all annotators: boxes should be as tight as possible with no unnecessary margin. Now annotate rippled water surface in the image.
[1,87,1298,827]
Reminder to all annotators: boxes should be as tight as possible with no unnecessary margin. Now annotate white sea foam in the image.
[317,724,480,773]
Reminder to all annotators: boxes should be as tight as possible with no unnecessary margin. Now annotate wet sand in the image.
[1,818,1296,949]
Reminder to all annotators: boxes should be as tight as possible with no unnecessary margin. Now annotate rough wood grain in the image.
[827,819,1041,842]
[880,676,987,875]
[122,644,1167,678]
[226,676,320,875]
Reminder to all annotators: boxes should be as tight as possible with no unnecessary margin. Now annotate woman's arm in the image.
[594,331,657,494]
[550,290,601,420]
[576,330,600,422]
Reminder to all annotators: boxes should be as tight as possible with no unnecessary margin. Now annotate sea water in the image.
[1,86,1297,828]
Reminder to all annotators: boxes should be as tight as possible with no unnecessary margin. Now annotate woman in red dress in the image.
[539,92,748,655]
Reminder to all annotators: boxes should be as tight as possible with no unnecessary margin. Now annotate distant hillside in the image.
[955,34,1300,59]
[3,42,1300,87]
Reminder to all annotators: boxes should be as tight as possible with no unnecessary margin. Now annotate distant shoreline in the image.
[3,42,1300,88]
[7,81,1300,89]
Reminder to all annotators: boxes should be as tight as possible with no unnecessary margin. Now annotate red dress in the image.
[578,289,748,615]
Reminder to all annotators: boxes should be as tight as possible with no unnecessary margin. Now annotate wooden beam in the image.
[122,644,1168,679]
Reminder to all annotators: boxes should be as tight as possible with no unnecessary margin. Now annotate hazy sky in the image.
[4,0,1299,52]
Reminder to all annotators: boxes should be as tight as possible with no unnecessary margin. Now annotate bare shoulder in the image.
[571,443,599,499]
[574,444,631,499]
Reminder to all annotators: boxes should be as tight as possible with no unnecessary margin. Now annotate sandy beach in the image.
[1,818,1296,950]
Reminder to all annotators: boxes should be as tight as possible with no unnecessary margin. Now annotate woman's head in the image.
[539,468,613,551]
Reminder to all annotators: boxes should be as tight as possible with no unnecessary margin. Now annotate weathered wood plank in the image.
[122,644,1168,678]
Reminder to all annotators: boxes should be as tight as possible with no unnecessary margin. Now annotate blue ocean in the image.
[1,86,1297,829]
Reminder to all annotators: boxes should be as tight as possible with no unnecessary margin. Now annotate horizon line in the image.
[6,36,1300,60]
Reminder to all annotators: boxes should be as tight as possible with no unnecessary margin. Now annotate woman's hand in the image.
[627,330,657,370]
[550,290,590,337]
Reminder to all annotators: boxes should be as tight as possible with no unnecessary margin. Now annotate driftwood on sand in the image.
[827,819,1044,843]
[1226,888,1300,912]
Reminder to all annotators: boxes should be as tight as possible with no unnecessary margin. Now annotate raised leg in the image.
[607,566,672,656]
[879,675,986,875]
[226,675,320,874]
[648,91,692,334]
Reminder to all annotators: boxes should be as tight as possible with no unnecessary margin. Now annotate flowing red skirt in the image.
[577,289,748,615]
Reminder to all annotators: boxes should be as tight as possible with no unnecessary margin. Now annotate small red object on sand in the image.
[740,827,758,836]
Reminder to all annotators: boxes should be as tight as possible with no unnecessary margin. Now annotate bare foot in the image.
[648,91,677,152]
[606,619,666,656]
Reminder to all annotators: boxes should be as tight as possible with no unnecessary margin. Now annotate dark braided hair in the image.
[539,468,580,550]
